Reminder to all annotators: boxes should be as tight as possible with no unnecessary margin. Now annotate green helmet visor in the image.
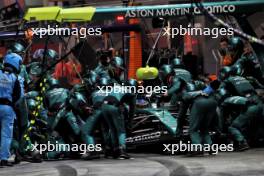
[10,43,25,54]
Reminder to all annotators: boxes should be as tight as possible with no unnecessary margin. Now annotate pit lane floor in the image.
[1,148,264,176]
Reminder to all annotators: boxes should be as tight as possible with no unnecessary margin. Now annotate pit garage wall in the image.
[249,12,264,36]
[201,12,264,75]
[1,1,262,75]
[198,16,219,75]
[247,11,264,61]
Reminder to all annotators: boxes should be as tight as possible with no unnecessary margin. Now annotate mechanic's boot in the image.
[118,148,131,159]
[237,140,250,151]
[45,151,66,160]
[31,150,42,163]
[23,150,42,163]
[175,127,183,139]
[81,151,100,160]
[0,160,13,167]
[104,148,114,159]
[14,152,22,164]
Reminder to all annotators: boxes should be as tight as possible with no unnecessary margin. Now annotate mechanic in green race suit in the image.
[160,59,219,154]
[183,81,220,155]
[13,91,46,163]
[8,42,31,86]
[81,76,135,160]
[44,82,92,160]
[216,66,263,151]
[161,59,206,138]
[44,78,78,137]
[232,53,264,86]
[94,52,112,80]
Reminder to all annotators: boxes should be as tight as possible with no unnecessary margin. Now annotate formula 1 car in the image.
[126,97,184,151]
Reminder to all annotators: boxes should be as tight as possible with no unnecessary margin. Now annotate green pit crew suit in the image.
[26,94,48,144]
[14,64,44,162]
[26,89,66,161]
[94,62,111,80]
[83,56,129,157]
[40,80,67,160]
[94,56,125,83]
[167,58,206,102]
[183,89,218,149]
[165,65,205,137]
[217,69,263,150]
[81,82,135,159]
[219,37,245,65]
[8,54,32,163]
[162,61,216,150]
[43,79,86,159]
[45,84,80,141]
[12,91,46,163]
[31,49,59,71]
[14,64,29,141]
[233,54,264,85]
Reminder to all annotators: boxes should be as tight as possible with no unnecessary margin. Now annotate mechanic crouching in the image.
[0,53,22,167]
[183,80,220,155]
[81,77,135,160]
[217,66,263,151]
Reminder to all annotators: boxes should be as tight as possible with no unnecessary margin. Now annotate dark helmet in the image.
[171,58,183,68]
[90,71,97,82]
[98,77,111,86]
[26,91,39,99]
[232,64,243,76]
[47,78,60,89]
[27,99,38,111]
[29,62,43,77]
[9,42,25,54]
[33,49,58,61]
[87,71,98,85]
[210,79,221,90]
[69,92,88,110]
[33,49,44,60]
[111,57,124,69]
[229,37,244,52]
[3,53,22,73]
[99,53,110,66]
[219,66,234,80]
[72,84,84,92]
[159,64,173,81]
[126,79,138,87]
[47,49,58,59]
